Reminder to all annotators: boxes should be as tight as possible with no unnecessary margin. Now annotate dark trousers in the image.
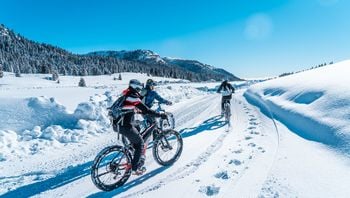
[119,125,144,171]
[221,96,232,112]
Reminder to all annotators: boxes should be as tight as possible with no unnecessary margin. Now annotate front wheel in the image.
[152,129,183,166]
[91,145,132,191]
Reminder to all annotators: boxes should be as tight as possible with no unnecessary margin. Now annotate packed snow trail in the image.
[8,90,281,198]
[2,87,349,197]
[132,91,280,198]
[0,94,223,197]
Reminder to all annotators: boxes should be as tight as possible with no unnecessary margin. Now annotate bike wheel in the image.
[160,113,175,130]
[91,145,132,191]
[153,129,183,166]
[224,103,231,125]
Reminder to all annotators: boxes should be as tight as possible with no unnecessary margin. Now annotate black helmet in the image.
[146,79,156,87]
[129,79,143,92]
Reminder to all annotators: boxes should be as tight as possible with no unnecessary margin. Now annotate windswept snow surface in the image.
[244,60,350,197]
[244,60,350,154]
[1,69,350,197]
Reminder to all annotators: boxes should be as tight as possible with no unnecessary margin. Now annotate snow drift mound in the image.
[0,97,75,132]
[0,93,114,161]
[0,85,208,161]
[244,60,350,155]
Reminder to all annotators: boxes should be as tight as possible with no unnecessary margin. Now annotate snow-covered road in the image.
[1,71,350,197]
[1,90,284,198]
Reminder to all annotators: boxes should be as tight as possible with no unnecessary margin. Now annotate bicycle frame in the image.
[140,121,157,142]
[155,102,165,113]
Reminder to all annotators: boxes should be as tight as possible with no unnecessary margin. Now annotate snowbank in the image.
[0,83,208,161]
[0,93,112,160]
[244,60,350,155]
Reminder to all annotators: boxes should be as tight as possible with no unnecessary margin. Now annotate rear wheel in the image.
[91,145,132,191]
[153,129,183,166]
[224,102,231,126]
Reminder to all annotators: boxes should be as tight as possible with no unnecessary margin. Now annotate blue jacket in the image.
[141,88,169,108]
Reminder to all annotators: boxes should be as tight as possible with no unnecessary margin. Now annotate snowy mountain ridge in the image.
[88,50,240,81]
[0,24,240,81]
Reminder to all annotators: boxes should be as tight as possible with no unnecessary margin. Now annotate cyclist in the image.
[217,80,235,115]
[117,79,167,175]
[140,79,172,108]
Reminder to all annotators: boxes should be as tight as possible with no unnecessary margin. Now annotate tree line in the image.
[0,24,237,82]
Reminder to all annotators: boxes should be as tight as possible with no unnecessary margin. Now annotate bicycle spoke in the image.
[96,170,112,178]
[91,146,132,190]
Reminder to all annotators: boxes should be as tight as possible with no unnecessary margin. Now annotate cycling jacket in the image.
[120,87,161,126]
[140,88,170,108]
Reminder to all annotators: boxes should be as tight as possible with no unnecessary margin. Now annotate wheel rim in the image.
[224,103,230,122]
[93,148,130,188]
[156,131,181,163]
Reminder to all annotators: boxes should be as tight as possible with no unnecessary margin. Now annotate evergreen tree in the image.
[0,63,3,78]
[52,71,59,81]
[78,77,86,87]
[15,71,21,77]
[0,24,241,82]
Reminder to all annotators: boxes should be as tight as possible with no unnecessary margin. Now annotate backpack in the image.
[221,85,232,96]
[108,95,127,126]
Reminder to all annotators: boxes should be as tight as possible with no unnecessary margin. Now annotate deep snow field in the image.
[1,61,350,198]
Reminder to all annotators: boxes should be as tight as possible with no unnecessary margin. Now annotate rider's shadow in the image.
[0,161,94,198]
[179,115,226,139]
[87,165,170,198]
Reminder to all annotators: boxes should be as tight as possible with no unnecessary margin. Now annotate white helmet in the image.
[129,79,143,92]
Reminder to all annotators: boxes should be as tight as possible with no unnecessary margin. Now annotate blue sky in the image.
[1,0,349,78]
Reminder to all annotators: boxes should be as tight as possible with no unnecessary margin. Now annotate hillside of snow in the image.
[243,61,350,197]
[244,60,350,155]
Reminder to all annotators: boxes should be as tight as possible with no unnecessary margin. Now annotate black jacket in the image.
[120,87,161,126]
[217,82,235,96]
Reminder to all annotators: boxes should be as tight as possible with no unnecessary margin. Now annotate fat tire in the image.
[152,129,183,166]
[91,145,132,191]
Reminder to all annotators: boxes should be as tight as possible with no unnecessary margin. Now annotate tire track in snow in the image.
[243,93,282,196]
[222,93,280,196]
[172,95,216,129]
[122,131,229,198]
[119,98,226,198]
[141,94,218,169]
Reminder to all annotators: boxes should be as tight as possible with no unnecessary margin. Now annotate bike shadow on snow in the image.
[179,115,226,138]
[0,161,94,198]
[87,165,171,198]
[0,115,225,197]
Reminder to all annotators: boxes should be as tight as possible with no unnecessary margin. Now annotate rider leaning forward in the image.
[117,79,167,175]
[217,80,235,115]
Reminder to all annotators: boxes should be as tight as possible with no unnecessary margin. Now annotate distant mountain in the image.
[0,24,241,81]
[89,50,241,81]
[90,50,167,65]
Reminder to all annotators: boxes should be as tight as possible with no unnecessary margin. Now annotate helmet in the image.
[129,79,143,92]
[146,79,156,87]
[145,79,156,89]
